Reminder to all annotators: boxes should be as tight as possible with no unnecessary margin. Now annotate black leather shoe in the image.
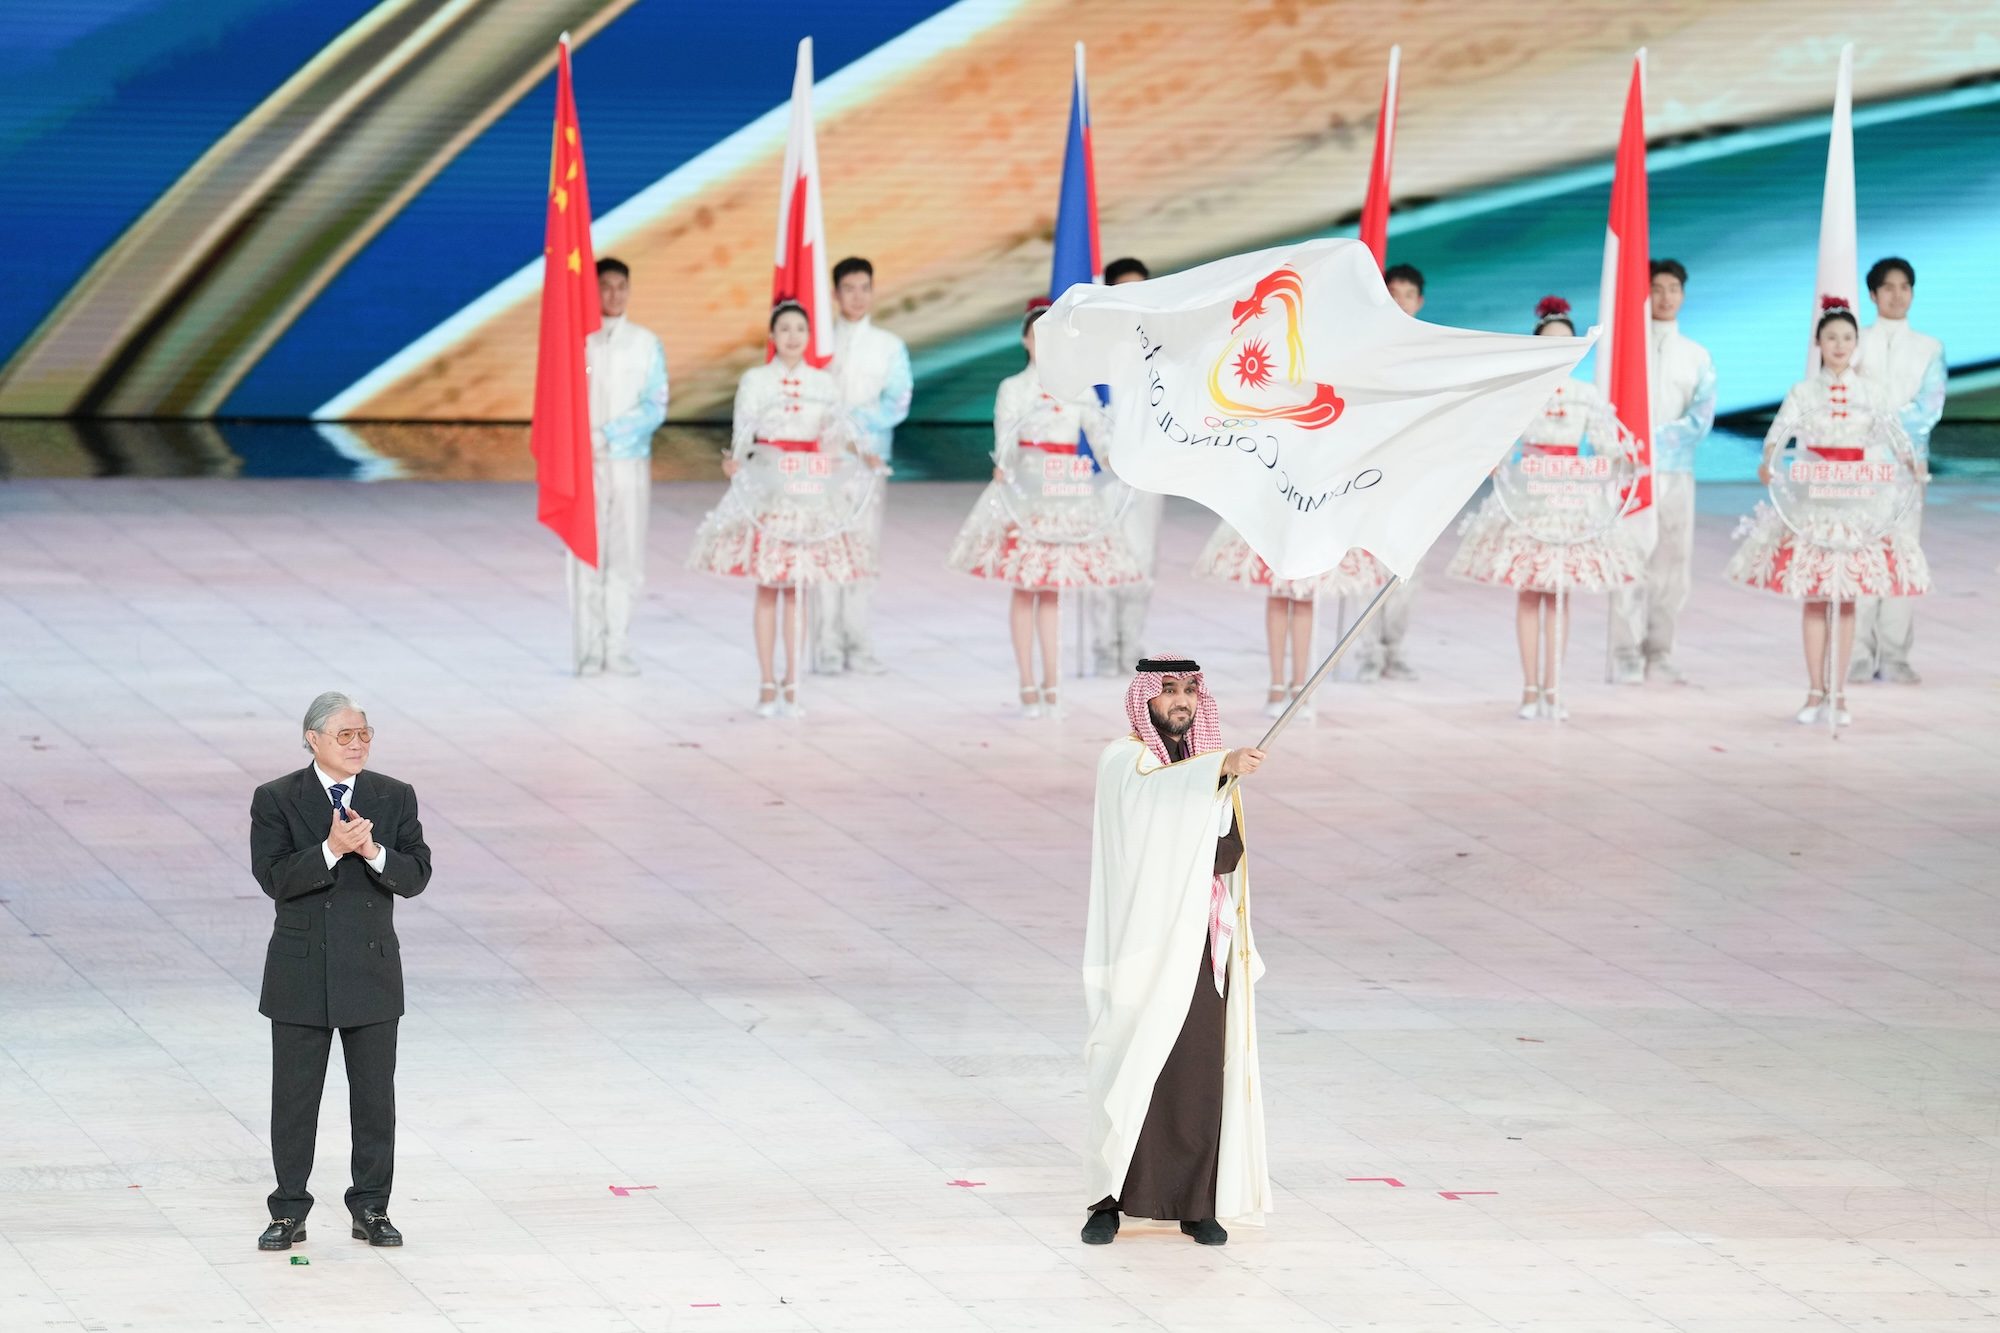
[351,1212,402,1246]
[258,1218,306,1251]
[1180,1218,1228,1246]
[1080,1208,1120,1244]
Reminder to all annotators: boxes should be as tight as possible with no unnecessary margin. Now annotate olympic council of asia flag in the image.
[1035,238,1596,581]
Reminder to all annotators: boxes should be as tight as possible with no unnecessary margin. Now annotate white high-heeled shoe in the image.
[1040,684,1061,719]
[1516,688,1542,720]
[1263,685,1289,720]
[1540,691,1569,721]
[755,681,779,718]
[1019,685,1043,719]
[1794,689,1826,725]
[1829,694,1851,727]
[779,682,805,719]
[1288,684,1315,721]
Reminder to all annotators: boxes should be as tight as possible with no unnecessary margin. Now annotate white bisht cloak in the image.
[1082,737,1269,1223]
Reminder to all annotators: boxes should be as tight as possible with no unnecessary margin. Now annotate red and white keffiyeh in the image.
[1123,655,1223,764]
[1124,656,1233,993]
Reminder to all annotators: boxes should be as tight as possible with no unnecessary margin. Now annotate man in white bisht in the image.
[1045,237,1593,1247]
[814,256,912,674]
[1083,655,1267,1245]
[1610,258,1716,684]
[569,257,668,675]
[1851,256,1945,685]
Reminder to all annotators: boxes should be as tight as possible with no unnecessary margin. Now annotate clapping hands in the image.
[328,806,379,862]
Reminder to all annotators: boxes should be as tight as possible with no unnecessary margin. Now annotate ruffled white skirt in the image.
[1192,523,1386,600]
[687,494,875,587]
[945,482,1145,590]
[1445,494,1642,593]
[1723,503,1930,600]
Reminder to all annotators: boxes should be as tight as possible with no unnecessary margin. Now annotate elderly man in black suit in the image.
[250,691,430,1251]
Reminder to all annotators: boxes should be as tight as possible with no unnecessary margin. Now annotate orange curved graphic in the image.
[1207,267,1344,429]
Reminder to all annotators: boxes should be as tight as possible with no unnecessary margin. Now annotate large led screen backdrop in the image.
[1,0,1995,429]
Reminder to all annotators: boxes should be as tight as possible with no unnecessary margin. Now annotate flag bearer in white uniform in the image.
[1611,258,1716,684]
[814,256,911,674]
[1851,256,1945,685]
[1091,257,1166,674]
[569,257,668,676]
[1353,262,1431,681]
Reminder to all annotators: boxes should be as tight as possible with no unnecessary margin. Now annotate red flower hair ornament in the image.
[1534,294,1574,330]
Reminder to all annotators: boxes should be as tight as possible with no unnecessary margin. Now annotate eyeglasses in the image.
[316,728,375,745]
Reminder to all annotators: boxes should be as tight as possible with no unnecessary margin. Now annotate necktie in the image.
[329,783,349,818]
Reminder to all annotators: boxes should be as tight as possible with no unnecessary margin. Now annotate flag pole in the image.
[1224,575,1401,791]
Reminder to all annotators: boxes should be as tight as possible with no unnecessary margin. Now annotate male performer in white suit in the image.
[1091,257,1165,674]
[815,257,910,673]
[569,256,668,676]
[1851,256,1945,685]
[1611,258,1715,684]
[1353,262,1431,681]
[1082,656,1269,1247]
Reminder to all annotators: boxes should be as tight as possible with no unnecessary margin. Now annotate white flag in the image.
[1035,239,1595,580]
[1809,42,1858,375]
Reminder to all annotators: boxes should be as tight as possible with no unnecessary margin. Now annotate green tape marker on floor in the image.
[289,1256,309,1265]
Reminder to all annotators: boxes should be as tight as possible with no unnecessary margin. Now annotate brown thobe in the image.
[1090,796,1244,1221]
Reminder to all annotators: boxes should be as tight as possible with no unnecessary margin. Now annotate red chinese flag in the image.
[1595,53,1652,511]
[1357,46,1400,270]
[530,36,601,564]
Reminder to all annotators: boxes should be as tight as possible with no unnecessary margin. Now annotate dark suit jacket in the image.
[251,766,431,1028]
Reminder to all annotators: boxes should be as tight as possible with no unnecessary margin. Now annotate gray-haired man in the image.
[250,693,430,1252]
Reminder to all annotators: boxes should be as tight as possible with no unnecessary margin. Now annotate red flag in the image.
[530,35,600,564]
[771,37,832,368]
[1357,45,1400,270]
[1595,52,1652,511]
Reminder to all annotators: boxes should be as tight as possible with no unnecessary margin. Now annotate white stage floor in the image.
[2,477,1998,1333]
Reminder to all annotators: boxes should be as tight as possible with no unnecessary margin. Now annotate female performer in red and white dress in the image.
[1447,297,1644,720]
[1192,526,1387,720]
[1725,298,1930,727]
[947,301,1144,717]
[688,300,873,717]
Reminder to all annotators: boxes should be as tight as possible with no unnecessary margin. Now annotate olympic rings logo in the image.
[1203,416,1252,429]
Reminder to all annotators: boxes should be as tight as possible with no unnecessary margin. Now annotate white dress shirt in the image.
[315,763,389,873]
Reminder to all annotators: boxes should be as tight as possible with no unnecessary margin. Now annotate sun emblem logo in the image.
[1232,339,1274,391]
[1206,267,1344,429]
